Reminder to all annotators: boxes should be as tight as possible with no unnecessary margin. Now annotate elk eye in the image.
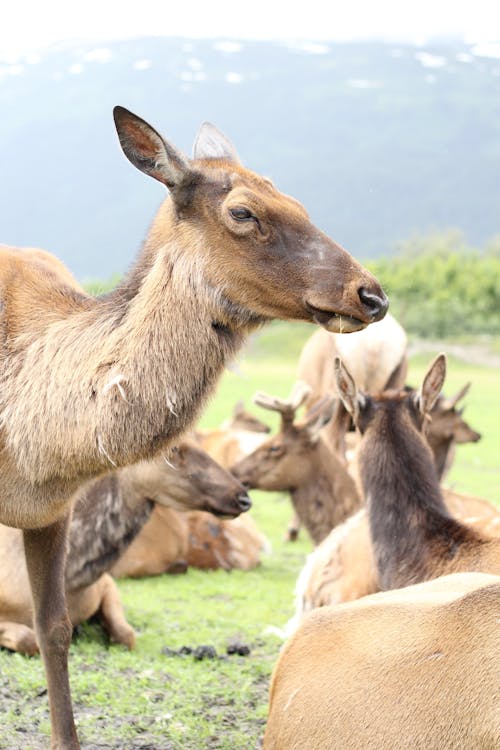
[269,445,282,454]
[229,207,254,221]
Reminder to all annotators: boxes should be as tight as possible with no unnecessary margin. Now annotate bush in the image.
[367,230,500,338]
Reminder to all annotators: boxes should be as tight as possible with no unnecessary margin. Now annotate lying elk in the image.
[0,107,387,748]
[111,508,267,577]
[334,354,500,589]
[289,374,490,620]
[0,437,250,654]
[232,383,361,544]
[292,488,500,622]
[296,312,407,455]
[264,572,500,749]
[196,400,271,469]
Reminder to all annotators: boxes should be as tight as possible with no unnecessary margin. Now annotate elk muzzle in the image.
[208,489,252,519]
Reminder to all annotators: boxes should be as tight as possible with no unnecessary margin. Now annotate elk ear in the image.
[113,106,196,199]
[441,382,471,411]
[334,357,366,425]
[415,353,447,415]
[193,122,241,163]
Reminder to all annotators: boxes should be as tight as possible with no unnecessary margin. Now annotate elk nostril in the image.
[358,287,389,321]
[237,492,252,512]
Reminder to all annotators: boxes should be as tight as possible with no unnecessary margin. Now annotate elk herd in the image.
[0,108,497,749]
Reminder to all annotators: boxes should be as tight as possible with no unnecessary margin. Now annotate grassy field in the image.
[1,322,498,749]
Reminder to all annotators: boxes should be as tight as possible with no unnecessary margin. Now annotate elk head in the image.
[231,382,335,490]
[113,107,388,333]
[141,438,251,519]
[334,354,447,442]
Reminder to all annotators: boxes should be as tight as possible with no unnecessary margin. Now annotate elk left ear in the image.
[113,106,198,208]
[193,122,241,163]
[334,357,366,425]
[415,353,447,415]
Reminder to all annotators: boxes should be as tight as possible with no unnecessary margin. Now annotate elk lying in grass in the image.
[296,312,407,455]
[111,507,267,577]
[291,370,493,618]
[196,401,270,468]
[0,108,387,747]
[264,572,500,750]
[334,354,500,589]
[232,383,361,544]
[292,488,500,619]
[0,437,250,654]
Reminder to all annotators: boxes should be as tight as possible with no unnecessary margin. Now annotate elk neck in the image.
[0,205,265,487]
[360,404,477,589]
[291,438,361,544]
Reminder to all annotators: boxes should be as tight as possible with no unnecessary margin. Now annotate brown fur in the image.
[0,110,387,748]
[232,389,361,544]
[264,572,500,750]
[335,354,500,590]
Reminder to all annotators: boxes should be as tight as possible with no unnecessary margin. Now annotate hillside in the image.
[1,37,500,278]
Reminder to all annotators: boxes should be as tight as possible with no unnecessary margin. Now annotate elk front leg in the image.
[24,514,80,750]
[96,574,136,649]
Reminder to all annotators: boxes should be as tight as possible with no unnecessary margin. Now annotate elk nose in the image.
[358,286,389,321]
[236,492,252,512]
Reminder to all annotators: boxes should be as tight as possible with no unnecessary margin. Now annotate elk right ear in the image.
[415,353,447,415]
[113,106,195,198]
[334,357,366,424]
[193,122,241,163]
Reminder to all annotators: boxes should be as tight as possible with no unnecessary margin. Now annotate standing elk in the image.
[296,312,407,455]
[264,572,500,750]
[0,437,251,654]
[232,383,361,544]
[0,107,387,748]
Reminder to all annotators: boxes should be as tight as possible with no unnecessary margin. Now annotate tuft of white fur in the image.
[102,374,130,403]
[97,434,117,467]
[166,391,178,417]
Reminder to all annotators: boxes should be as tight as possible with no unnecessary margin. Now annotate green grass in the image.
[0,322,498,749]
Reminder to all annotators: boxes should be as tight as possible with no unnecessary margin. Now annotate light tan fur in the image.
[264,572,500,750]
[196,401,270,468]
[296,313,407,454]
[112,507,267,577]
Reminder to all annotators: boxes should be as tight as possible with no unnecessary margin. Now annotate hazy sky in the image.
[1,0,499,58]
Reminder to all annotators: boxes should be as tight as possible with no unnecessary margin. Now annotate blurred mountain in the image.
[0,37,499,279]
